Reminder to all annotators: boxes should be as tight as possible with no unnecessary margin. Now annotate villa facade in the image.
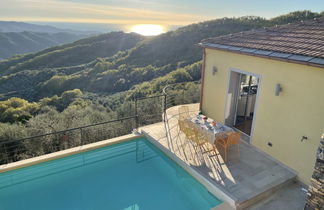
[199,18,324,184]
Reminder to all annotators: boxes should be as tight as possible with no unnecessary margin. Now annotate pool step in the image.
[136,141,158,163]
[85,142,136,164]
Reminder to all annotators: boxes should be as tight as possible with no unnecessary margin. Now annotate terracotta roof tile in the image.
[200,18,324,67]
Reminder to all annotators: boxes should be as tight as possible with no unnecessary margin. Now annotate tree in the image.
[0,97,39,123]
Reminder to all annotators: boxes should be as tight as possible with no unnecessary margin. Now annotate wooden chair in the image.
[182,121,195,141]
[178,106,190,120]
[215,132,241,162]
[178,119,185,132]
[183,124,208,158]
[191,126,207,147]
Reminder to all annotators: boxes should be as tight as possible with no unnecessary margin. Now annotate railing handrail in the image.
[135,94,166,101]
[162,80,200,95]
[0,115,136,145]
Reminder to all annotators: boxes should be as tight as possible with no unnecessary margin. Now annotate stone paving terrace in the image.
[140,104,298,209]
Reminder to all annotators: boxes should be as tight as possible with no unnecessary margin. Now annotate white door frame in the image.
[224,67,262,144]
[232,73,242,126]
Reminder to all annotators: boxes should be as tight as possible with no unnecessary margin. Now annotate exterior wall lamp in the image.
[212,66,218,75]
[275,83,282,96]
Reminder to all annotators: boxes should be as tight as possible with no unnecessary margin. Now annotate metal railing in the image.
[0,81,201,165]
[0,116,137,165]
[163,81,201,110]
[135,94,167,127]
[0,95,167,165]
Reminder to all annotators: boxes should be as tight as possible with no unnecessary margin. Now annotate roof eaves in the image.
[239,48,257,53]
[199,42,324,68]
[254,50,274,56]
[270,52,292,58]
[287,54,314,62]
[309,57,324,65]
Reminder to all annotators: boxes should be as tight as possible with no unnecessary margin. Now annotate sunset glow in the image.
[131,24,165,36]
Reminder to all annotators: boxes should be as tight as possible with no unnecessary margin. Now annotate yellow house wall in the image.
[201,48,324,185]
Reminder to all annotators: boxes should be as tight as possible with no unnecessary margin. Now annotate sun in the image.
[131,24,165,36]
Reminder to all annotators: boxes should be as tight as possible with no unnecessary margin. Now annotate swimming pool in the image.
[0,137,222,210]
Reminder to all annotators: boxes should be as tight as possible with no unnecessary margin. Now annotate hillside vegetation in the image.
[0,32,144,74]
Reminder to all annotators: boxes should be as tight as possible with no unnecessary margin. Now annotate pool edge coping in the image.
[142,131,236,210]
[0,133,142,173]
[0,132,236,209]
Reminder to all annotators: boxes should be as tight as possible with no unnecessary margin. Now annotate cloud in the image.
[0,0,213,26]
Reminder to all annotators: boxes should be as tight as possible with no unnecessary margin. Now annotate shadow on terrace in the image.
[140,86,297,209]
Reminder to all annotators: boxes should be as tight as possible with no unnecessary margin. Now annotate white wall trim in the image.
[229,67,261,78]
[223,69,232,124]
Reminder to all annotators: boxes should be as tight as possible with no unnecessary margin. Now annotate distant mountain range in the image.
[0,21,102,60]
[0,31,90,60]
[0,21,98,34]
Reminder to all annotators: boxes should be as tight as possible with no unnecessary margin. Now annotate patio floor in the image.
[140,104,299,209]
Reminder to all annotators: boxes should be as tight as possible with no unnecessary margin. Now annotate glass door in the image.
[233,74,258,136]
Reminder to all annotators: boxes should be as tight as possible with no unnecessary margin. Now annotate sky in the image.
[1,0,324,32]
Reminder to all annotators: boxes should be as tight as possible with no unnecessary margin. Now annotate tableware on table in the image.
[216,122,223,128]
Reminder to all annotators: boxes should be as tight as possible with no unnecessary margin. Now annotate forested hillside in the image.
[0,31,87,60]
[0,32,144,74]
[0,11,323,152]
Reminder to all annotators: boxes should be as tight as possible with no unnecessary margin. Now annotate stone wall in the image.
[305,134,324,210]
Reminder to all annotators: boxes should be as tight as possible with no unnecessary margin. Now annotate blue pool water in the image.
[0,138,222,210]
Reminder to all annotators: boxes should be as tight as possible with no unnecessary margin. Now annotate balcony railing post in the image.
[80,128,83,146]
[182,87,185,104]
[163,94,167,122]
[135,98,138,128]
[1,144,9,165]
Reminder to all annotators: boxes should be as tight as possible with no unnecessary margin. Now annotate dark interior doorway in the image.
[233,74,258,136]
